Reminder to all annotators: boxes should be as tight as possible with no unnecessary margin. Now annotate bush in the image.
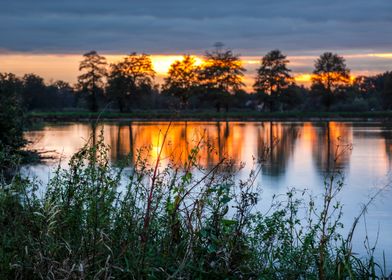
[330,98,369,112]
[0,86,27,177]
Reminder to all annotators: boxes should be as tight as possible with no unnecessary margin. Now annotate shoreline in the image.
[28,111,392,122]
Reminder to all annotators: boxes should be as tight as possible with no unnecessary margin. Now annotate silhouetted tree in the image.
[253,50,293,111]
[0,73,22,95]
[311,52,350,110]
[107,53,155,112]
[198,43,246,112]
[162,55,199,108]
[353,76,376,95]
[254,50,292,94]
[199,44,246,93]
[46,80,75,109]
[381,72,392,110]
[77,51,107,112]
[372,72,391,93]
[0,75,26,174]
[312,52,350,93]
[21,73,46,110]
[51,80,73,92]
[107,65,129,112]
[279,84,306,111]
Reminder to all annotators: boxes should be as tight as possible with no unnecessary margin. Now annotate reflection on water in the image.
[24,121,392,268]
[310,122,352,173]
[25,121,390,177]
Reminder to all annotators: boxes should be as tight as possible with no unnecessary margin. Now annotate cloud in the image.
[0,0,391,54]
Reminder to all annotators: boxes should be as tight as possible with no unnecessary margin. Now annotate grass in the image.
[0,126,390,279]
[28,109,392,122]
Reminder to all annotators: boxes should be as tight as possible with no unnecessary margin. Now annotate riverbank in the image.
[28,110,392,122]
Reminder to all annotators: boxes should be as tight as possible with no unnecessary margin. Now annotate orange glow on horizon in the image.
[294,73,356,86]
[294,74,313,84]
[368,53,392,59]
[150,55,203,74]
[0,52,389,90]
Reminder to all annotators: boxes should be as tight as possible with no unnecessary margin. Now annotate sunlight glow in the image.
[368,53,392,59]
[151,55,203,74]
[295,73,356,86]
[0,52,389,90]
[294,74,313,83]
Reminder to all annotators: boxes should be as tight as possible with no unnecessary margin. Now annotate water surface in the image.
[24,121,392,268]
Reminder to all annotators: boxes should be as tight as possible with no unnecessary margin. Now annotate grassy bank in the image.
[28,110,392,122]
[1,130,389,279]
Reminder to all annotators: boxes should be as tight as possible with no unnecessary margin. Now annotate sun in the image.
[150,55,203,74]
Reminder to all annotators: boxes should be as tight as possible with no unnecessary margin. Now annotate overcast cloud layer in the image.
[0,0,392,54]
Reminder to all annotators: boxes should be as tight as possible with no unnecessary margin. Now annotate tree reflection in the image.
[256,122,300,177]
[310,122,352,175]
[69,122,355,178]
[381,123,392,168]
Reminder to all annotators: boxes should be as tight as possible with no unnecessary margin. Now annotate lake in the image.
[24,121,392,268]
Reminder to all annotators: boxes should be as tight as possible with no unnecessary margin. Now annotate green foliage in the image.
[0,78,27,175]
[0,131,388,279]
[0,94,26,151]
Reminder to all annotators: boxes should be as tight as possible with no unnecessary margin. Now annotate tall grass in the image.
[0,128,390,279]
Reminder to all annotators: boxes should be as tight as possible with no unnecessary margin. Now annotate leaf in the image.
[222,219,237,226]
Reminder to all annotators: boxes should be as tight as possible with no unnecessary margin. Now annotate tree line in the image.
[1,46,392,113]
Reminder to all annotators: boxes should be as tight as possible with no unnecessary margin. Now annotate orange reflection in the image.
[307,122,352,172]
[106,122,247,168]
[24,121,392,178]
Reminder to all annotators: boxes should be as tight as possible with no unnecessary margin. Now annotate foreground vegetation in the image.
[0,128,390,279]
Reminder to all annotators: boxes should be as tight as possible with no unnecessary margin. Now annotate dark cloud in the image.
[0,0,391,54]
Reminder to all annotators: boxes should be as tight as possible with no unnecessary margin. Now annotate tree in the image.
[107,53,155,112]
[353,75,376,95]
[22,73,46,110]
[107,64,129,112]
[278,84,306,111]
[381,72,392,110]
[0,74,26,175]
[77,51,107,112]
[162,55,199,107]
[0,73,22,95]
[198,44,246,93]
[311,52,350,94]
[0,91,25,151]
[253,49,292,95]
[47,80,75,109]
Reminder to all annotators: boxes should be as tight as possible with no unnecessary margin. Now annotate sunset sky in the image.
[1,0,391,89]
